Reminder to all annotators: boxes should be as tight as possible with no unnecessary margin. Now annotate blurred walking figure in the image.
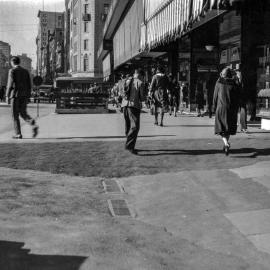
[149,65,169,126]
[235,66,247,132]
[195,78,204,117]
[212,67,240,156]
[6,56,39,139]
[0,86,6,102]
[168,74,180,117]
[121,69,146,155]
[181,82,189,109]
[206,77,215,118]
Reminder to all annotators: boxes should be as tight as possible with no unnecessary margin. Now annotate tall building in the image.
[0,41,11,60]
[17,53,32,74]
[36,10,64,82]
[66,0,111,78]
[0,41,11,87]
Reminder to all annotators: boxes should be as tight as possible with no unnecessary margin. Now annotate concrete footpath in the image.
[1,104,270,269]
[0,103,268,142]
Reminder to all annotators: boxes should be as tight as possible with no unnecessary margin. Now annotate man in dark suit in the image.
[121,69,146,154]
[6,56,38,139]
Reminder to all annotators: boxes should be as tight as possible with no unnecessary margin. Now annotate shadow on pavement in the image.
[33,135,176,140]
[0,240,86,270]
[137,147,270,158]
[165,125,214,127]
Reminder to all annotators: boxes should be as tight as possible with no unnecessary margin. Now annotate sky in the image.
[0,0,65,69]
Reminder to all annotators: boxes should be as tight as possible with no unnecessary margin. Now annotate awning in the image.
[144,0,245,50]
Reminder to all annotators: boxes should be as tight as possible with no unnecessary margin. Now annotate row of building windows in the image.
[70,39,89,51]
[71,54,89,72]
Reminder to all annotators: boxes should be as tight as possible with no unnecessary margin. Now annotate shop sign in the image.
[220,50,228,64]
[230,47,240,62]
[178,52,190,59]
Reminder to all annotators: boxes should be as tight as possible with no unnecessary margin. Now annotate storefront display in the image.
[54,77,110,114]
[256,44,270,121]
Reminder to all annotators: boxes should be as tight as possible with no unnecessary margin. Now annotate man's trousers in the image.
[11,97,35,135]
[123,106,140,150]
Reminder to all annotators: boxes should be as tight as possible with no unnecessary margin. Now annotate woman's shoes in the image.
[223,144,230,156]
[160,123,163,127]
[154,122,158,125]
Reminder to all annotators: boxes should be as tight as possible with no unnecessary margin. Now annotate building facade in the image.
[36,10,64,83]
[66,0,111,78]
[0,41,11,87]
[17,53,32,74]
[99,0,270,118]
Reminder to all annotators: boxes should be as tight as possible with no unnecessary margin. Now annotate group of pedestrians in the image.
[121,64,247,156]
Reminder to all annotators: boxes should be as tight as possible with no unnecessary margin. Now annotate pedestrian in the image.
[206,77,215,118]
[181,82,189,109]
[6,56,39,139]
[195,78,204,117]
[168,75,180,117]
[0,86,5,102]
[121,68,146,155]
[235,67,247,132]
[212,67,240,156]
[149,65,169,126]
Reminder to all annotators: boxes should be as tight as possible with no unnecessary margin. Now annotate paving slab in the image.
[231,161,270,179]
[248,234,270,254]
[225,209,270,235]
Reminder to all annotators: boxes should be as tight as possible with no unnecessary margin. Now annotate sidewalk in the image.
[1,108,270,269]
[0,105,267,142]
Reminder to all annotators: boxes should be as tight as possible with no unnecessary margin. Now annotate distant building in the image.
[66,0,111,78]
[0,41,11,86]
[0,41,11,60]
[17,53,32,74]
[36,10,64,83]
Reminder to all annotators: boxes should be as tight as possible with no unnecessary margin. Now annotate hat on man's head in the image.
[235,63,241,71]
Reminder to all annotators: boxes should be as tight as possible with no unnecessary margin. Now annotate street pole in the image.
[37,88,40,118]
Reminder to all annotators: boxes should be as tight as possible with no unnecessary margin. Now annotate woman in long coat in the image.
[212,67,240,155]
[149,65,169,126]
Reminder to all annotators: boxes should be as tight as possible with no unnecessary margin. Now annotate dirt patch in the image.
[0,138,269,178]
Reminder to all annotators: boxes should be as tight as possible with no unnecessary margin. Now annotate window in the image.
[84,39,88,50]
[83,54,89,71]
[84,22,89,33]
[74,55,77,71]
[84,4,89,14]
[104,4,109,15]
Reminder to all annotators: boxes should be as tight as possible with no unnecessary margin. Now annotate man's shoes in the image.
[126,148,138,155]
[32,125,39,138]
[154,122,158,125]
[12,134,22,139]
[160,123,163,127]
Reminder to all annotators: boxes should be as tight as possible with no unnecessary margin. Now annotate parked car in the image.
[32,85,55,103]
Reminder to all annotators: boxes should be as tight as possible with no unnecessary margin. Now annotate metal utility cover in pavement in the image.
[102,179,123,193]
[108,199,134,217]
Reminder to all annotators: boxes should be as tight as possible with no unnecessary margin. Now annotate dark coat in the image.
[6,66,32,98]
[149,73,169,108]
[213,77,240,135]
[195,82,204,109]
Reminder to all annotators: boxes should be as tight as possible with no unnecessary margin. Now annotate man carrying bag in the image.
[121,69,146,155]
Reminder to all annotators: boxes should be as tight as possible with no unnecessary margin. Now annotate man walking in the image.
[121,69,146,155]
[6,56,38,139]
